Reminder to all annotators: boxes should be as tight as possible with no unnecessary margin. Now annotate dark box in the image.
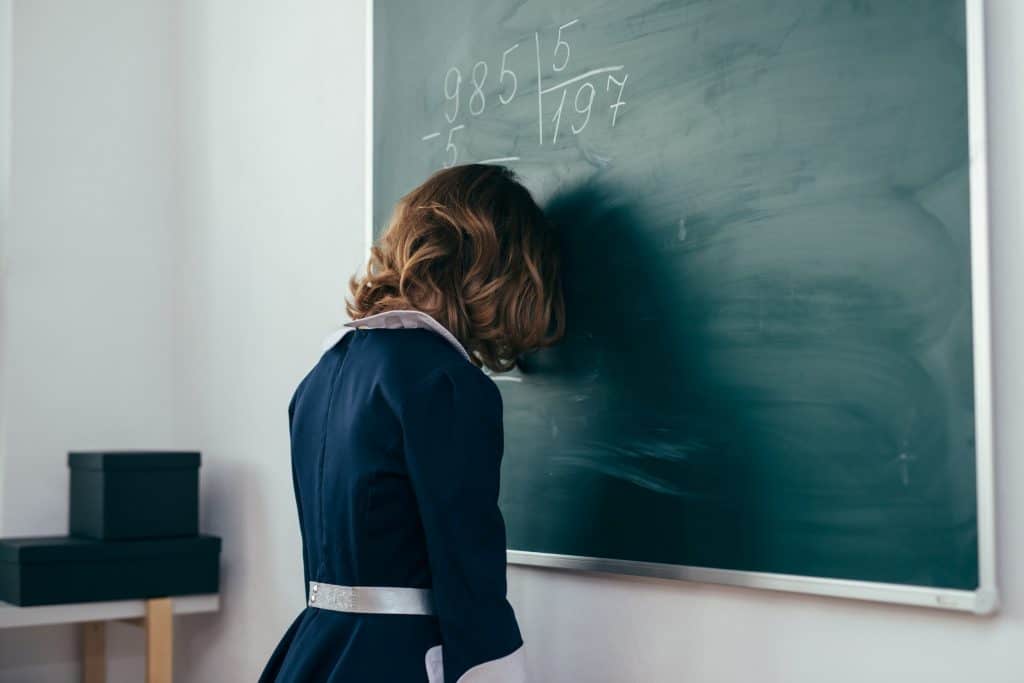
[0,535,220,606]
[69,451,200,540]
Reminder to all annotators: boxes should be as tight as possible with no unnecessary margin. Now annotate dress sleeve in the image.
[399,367,526,683]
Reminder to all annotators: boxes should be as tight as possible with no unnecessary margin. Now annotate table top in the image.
[0,594,219,628]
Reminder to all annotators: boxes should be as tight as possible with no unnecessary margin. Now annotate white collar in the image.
[320,309,472,362]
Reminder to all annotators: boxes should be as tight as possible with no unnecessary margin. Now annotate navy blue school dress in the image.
[259,309,526,683]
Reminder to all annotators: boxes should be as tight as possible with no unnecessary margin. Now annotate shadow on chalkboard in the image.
[514,179,766,570]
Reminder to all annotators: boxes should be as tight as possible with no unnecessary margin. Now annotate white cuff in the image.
[425,643,527,683]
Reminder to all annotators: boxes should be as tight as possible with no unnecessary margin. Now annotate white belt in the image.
[308,581,435,616]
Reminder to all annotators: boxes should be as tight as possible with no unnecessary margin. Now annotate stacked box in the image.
[69,451,200,540]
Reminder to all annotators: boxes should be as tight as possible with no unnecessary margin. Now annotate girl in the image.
[260,164,564,683]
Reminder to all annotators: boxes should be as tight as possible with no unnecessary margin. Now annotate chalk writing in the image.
[421,18,630,166]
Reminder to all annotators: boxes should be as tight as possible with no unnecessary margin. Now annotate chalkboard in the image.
[371,0,996,612]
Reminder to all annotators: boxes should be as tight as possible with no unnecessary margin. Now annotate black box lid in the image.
[0,535,221,564]
[68,451,201,472]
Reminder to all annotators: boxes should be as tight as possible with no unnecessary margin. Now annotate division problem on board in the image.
[420,18,630,167]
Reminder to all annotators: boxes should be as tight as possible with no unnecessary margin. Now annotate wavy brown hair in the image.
[347,164,565,372]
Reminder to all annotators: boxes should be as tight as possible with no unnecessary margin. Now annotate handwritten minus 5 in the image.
[421,132,441,141]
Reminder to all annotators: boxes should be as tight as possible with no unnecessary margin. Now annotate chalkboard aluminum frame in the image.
[365,0,998,614]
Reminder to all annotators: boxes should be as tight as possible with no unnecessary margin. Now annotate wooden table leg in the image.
[81,621,106,683]
[145,598,173,683]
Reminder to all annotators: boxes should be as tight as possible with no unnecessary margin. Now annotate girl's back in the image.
[262,316,521,682]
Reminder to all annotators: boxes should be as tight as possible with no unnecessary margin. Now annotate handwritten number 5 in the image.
[444,125,465,167]
[552,19,578,73]
[499,44,519,105]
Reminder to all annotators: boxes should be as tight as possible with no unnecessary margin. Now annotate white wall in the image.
[0,0,179,680]
[2,1,1023,682]
[0,0,12,536]
[2,0,179,535]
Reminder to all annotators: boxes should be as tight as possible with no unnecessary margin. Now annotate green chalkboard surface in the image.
[373,0,993,606]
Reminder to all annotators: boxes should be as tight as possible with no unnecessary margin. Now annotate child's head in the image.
[348,164,565,371]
